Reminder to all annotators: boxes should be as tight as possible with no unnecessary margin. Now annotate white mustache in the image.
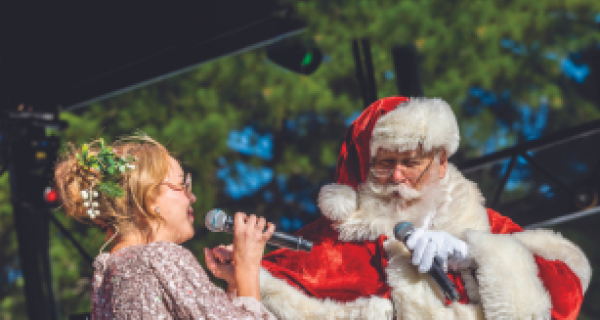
[359,176,448,230]
[369,182,422,201]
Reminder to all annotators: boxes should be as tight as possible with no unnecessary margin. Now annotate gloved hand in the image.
[406,228,470,273]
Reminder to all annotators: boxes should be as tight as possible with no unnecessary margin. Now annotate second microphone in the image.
[205,209,314,252]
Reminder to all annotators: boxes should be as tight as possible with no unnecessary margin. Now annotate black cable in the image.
[48,211,94,265]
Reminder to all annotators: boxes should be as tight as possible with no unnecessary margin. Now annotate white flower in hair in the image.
[87,209,96,219]
[83,202,90,208]
[81,190,89,200]
[92,191,99,198]
[92,202,99,208]
[127,164,135,170]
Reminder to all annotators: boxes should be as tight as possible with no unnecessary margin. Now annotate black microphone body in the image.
[205,209,313,252]
[394,221,459,301]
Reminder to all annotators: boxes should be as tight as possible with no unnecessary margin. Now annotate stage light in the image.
[574,185,598,210]
[44,187,58,205]
[301,52,314,67]
[267,39,322,75]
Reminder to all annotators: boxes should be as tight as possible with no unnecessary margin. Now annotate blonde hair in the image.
[55,133,172,240]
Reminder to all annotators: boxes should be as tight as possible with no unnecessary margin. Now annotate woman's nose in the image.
[189,192,197,203]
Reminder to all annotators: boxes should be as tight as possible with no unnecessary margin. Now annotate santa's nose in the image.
[392,166,407,182]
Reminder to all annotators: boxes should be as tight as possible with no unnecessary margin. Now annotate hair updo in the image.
[55,134,172,238]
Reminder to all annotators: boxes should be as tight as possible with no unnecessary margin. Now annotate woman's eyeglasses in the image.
[161,172,192,195]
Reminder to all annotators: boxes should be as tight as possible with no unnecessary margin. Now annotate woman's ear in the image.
[437,149,448,179]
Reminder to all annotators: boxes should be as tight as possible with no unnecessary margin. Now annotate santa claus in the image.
[258,96,590,319]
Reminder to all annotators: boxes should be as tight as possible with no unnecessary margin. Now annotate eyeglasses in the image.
[161,172,192,195]
[370,153,436,183]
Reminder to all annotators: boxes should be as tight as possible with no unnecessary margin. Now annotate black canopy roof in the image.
[0,2,304,113]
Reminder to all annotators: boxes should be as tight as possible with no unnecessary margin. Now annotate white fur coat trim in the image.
[465,230,552,319]
[259,268,393,320]
[513,229,591,292]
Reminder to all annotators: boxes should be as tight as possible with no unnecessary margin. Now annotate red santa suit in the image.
[260,97,591,319]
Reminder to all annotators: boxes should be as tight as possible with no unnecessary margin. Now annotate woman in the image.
[55,134,276,319]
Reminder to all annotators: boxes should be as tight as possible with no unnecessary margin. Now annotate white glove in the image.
[406,228,470,273]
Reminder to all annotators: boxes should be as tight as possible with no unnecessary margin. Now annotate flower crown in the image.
[77,138,137,219]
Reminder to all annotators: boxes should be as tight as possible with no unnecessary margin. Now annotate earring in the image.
[155,206,161,213]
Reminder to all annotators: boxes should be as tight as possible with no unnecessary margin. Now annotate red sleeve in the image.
[261,217,391,302]
[487,209,584,319]
[486,208,524,233]
[535,255,583,320]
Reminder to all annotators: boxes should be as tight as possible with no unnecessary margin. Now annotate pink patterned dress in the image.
[92,241,276,319]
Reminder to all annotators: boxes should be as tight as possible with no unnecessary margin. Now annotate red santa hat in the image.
[334,96,460,189]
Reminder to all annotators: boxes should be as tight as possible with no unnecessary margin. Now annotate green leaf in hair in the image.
[97,181,124,199]
[77,138,137,200]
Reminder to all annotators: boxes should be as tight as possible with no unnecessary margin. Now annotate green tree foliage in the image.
[289,0,600,157]
[2,0,600,318]
[0,173,27,318]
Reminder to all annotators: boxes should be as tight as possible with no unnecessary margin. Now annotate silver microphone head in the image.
[393,221,414,242]
[205,208,228,232]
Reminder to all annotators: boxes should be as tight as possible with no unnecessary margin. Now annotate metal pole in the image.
[526,206,600,229]
[9,172,57,320]
[491,155,518,207]
[361,38,378,103]
[352,39,370,107]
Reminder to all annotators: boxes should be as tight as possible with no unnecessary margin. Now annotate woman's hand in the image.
[204,245,236,291]
[232,212,275,301]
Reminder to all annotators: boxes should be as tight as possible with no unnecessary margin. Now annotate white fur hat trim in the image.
[318,183,357,221]
[370,98,460,157]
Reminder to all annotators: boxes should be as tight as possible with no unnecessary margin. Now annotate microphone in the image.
[205,209,313,252]
[394,221,459,301]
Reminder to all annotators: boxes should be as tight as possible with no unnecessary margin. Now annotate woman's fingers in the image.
[263,223,276,241]
[245,214,257,232]
[205,247,235,284]
[204,248,219,275]
[234,212,247,234]
[230,213,270,300]
[213,246,233,263]
[256,217,267,232]
[233,212,273,244]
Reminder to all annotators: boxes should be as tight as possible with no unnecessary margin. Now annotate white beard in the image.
[358,176,450,230]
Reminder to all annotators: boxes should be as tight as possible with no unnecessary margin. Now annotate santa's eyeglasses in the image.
[370,151,438,183]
